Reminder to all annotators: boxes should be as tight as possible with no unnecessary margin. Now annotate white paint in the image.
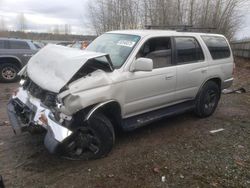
[210,128,225,134]
[117,40,136,48]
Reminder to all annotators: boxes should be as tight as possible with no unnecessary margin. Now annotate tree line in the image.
[87,0,247,39]
[0,13,72,35]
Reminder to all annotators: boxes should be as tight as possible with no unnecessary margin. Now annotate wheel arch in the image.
[84,100,122,131]
[0,56,23,69]
[196,77,222,98]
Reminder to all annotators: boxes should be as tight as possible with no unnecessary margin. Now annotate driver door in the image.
[123,37,177,118]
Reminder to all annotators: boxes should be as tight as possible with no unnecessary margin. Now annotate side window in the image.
[0,40,5,49]
[9,40,30,49]
[137,37,172,69]
[202,36,231,59]
[175,37,204,64]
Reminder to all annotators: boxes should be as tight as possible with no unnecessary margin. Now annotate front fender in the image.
[60,85,114,115]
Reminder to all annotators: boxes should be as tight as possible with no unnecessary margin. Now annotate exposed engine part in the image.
[23,78,57,108]
[69,58,113,83]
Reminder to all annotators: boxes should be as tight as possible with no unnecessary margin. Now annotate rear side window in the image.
[202,36,231,59]
[0,40,5,49]
[175,37,204,64]
[9,40,30,49]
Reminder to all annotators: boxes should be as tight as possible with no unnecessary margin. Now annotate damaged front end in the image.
[7,85,73,153]
[7,44,114,154]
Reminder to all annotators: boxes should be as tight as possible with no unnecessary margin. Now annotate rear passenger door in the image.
[174,36,207,102]
[0,40,10,56]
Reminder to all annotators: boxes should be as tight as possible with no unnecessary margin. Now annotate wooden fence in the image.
[231,40,250,58]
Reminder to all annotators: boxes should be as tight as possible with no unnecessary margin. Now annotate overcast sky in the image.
[0,0,91,34]
[0,0,249,39]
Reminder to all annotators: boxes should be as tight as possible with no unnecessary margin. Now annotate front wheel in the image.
[194,81,220,118]
[62,113,115,160]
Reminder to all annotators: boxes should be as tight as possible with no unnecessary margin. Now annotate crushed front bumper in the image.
[7,88,73,154]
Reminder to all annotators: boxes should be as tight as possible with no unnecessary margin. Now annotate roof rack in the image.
[144,25,216,33]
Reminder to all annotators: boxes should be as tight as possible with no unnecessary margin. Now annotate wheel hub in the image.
[2,67,16,80]
[204,90,217,112]
[65,127,100,158]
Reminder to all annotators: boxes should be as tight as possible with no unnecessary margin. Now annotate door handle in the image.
[201,69,207,74]
[23,54,33,57]
[165,75,174,80]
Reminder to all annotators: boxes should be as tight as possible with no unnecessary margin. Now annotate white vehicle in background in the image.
[7,30,234,160]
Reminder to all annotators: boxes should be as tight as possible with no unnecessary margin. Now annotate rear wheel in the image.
[62,113,115,160]
[0,63,20,83]
[194,81,220,118]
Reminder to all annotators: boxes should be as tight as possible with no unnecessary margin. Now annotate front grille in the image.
[23,78,57,107]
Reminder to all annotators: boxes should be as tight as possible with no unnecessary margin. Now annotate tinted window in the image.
[137,37,172,69]
[0,40,5,49]
[9,40,30,49]
[202,36,231,59]
[175,37,204,64]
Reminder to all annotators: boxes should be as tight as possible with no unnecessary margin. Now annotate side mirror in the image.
[131,58,153,72]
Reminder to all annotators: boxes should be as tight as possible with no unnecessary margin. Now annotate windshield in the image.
[86,33,141,68]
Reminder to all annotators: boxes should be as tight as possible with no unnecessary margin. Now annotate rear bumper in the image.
[7,88,73,154]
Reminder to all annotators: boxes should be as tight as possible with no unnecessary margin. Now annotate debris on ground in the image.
[0,121,9,127]
[108,174,114,178]
[161,176,166,183]
[238,145,244,149]
[153,167,160,173]
[222,87,246,94]
[210,128,225,134]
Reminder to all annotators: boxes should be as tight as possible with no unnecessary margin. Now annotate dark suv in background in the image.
[0,38,39,82]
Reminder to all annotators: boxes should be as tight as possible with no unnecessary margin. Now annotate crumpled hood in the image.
[27,44,109,93]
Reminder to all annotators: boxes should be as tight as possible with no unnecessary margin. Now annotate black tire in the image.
[0,63,20,83]
[194,81,220,118]
[62,112,115,160]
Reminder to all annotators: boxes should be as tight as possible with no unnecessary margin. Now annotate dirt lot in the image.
[0,58,250,188]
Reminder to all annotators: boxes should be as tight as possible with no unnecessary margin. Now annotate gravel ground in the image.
[0,58,250,188]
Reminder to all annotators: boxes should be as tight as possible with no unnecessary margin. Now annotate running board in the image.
[122,100,195,131]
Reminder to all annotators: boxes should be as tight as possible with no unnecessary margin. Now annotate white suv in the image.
[7,30,234,160]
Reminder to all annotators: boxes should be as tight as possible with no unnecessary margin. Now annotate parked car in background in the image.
[0,38,39,82]
[56,41,74,47]
[32,41,45,49]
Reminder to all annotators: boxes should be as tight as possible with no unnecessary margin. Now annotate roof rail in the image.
[144,25,216,33]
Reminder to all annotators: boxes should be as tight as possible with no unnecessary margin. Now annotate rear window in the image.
[0,40,5,49]
[202,36,231,59]
[9,40,30,49]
